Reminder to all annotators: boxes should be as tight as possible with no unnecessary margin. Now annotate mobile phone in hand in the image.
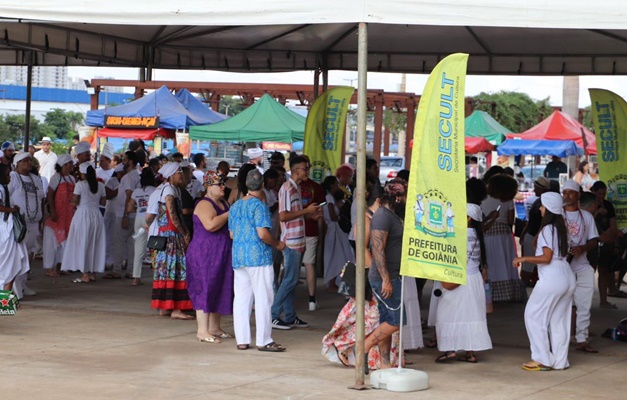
[317,202,328,207]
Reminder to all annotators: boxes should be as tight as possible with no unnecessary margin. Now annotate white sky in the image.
[68,67,627,108]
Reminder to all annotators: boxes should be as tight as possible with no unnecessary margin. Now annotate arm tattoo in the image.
[371,229,390,281]
[165,195,187,235]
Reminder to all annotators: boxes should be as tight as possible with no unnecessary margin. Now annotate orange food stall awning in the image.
[97,127,175,140]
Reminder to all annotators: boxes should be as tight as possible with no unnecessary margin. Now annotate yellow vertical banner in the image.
[589,89,627,229]
[400,53,469,285]
[303,86,355,183]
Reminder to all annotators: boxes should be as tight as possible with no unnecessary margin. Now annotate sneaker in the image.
[23,286,36,296]
[289,316,309,328]
[308,301,318,311]
[272,318,292,330]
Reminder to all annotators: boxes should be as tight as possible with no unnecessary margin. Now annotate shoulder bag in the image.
[3,185,27,243]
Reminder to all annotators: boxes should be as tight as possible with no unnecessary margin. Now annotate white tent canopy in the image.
[1,0,627,74]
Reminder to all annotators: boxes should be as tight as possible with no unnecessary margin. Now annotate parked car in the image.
[379,155,405,183]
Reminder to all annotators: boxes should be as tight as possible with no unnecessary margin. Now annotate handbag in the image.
[0,290,19,316]
[3,185,26,243]
[147,235,167,251]
[340,261,372,301]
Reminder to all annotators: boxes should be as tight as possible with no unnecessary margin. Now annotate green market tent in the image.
[465,110,511,145]
[189,94,305,143]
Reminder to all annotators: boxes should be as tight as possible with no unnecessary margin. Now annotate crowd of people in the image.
[1,138,624,373]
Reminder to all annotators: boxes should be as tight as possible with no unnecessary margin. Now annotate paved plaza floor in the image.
[2,261,627,399]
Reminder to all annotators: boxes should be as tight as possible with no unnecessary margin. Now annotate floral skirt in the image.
[151,231,193,311]
[321,297,400,370]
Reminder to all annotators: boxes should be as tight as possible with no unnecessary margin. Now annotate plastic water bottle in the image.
[132,227,146,239]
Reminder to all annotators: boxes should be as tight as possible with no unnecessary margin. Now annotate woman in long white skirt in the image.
[322,176,355,289]
[61,162,106,283]
[42,154,75,276]
[513,192,576,371]
[0,163,30,291]
[435,204,492,363]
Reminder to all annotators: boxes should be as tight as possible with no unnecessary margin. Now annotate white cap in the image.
[78,161,94,175]
[13,152,31,166]
[467,203,483,222]
[75,141,90,155]
[247,147,263,159]
[541,192,564,215]
[56,154,73,167]
[102,143,115,160]
[41,136,52,143]
[562,180,580,193]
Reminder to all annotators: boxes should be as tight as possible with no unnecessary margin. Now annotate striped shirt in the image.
[279,177,306,252]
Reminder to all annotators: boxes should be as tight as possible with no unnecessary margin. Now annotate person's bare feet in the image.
[171,310,194,320]
[159,309,172,317]
[46,270,61,277]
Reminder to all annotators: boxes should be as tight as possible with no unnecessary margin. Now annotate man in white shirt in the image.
[105,151,140,278]
[192,153,206,182]
[34,137,58,182]
[562,180,599,353]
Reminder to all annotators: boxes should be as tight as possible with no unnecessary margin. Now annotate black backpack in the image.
[338,197,353,234]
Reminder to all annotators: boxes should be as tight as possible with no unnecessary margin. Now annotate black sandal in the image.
[257,342,286,352]
[435,351,457,363]
[237,344,250,350]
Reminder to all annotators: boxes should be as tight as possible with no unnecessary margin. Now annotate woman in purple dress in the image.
[186,171,233,343]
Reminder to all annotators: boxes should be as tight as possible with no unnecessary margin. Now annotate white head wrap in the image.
[562,180,580,193]
[79,161,94,175]
[114,164,125,173]
[101,143,115,160]
[13,152,31,166]
[158,162,180,179]
[541,192,564,215]
[247,147,263,159]
[466,203,483,222]
[75,141,90,155]
[0,150,3,159]
[56,154,73,167]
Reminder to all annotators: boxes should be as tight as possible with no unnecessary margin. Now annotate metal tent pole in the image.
[352,21,368,389]
[23,51,34,150]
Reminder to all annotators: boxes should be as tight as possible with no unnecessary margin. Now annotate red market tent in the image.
[465,137,495,153]
[506,111,597,155]
[97,127,175,140]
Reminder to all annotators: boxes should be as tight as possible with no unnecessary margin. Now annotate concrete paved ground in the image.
[2,261,627,399]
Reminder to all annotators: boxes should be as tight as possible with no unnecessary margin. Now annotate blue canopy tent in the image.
[174,88,228,124]
[497,139,584,157]
[86,85,226,130]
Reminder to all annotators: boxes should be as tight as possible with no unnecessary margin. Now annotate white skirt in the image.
[0,217,30,286]
[402,276,424,350]
[104,210,117,266]
[61,207,106,273]
[42,225,65,269]
[427,280,442,327]
[436,272,493,352]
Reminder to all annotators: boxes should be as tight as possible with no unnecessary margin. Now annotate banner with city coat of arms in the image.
[400,53,469,285]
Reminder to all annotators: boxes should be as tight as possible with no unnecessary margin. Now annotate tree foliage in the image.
[581,105,593,131]
[383,108,407,139]
[0,109,83,145]
[218,96,246,116]
[471,91,554,133]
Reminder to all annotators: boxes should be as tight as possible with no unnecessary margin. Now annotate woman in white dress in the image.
[322,176,355,289]
[0,163,30,292]
[435,204,492,363]
[42,154,75,276]
[573,161,595,192]
[61,162,106,283]
[513,192,576,371]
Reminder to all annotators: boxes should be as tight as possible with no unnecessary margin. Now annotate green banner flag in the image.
[303,86,355,183]
[589,88,627,228]
[400,53,469,284]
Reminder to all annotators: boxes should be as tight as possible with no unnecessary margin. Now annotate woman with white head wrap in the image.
[150,162,194,320]
[61,161,106,283]
[8,152,44,297]
[42,153,76,276]
[434,203,493,363]
[513,192,576,371]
